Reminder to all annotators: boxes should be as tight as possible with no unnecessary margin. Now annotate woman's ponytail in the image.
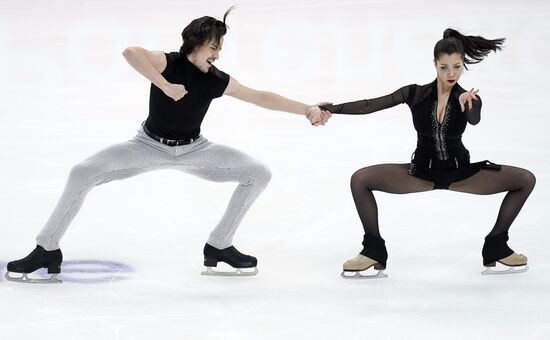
[435,28,505,66]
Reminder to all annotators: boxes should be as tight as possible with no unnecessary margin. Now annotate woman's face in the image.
[434,52,464,86]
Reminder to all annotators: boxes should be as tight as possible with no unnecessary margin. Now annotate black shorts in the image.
[408,153,501,190]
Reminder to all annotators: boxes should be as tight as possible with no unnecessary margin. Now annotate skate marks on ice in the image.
[1,260,134,284]
[59,260,134,283]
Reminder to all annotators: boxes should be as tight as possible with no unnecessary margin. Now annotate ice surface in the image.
[1,1,549,339]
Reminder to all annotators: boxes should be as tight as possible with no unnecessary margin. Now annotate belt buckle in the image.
[161,138,176,146]
[162,137,196,146]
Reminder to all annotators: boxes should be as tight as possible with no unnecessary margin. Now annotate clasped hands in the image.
[306,102,332,126]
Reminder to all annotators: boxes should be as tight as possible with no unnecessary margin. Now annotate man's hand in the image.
[161,83,188,101]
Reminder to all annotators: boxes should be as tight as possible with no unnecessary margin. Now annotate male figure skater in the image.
[6,8,330,283]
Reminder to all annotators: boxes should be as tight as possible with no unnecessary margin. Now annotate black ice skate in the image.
[201,243,258,276]
[5,245,63,284]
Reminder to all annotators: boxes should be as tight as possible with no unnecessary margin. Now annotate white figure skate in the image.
[482,253,528,275]
[341,254,387,279]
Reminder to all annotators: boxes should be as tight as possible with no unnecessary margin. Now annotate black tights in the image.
[350,163,536,264]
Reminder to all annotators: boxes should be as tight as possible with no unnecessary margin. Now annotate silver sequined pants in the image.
[36,127,272,250]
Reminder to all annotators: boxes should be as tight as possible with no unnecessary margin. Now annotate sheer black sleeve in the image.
[321,85,413,115]
[457,87,482,125]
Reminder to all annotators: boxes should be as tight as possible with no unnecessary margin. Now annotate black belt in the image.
[142,124,198,146]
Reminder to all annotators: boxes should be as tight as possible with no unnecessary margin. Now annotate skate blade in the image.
[341,269,387,279]
[201,266,258,277]
[4,271,62,284]
[481,265,529,275]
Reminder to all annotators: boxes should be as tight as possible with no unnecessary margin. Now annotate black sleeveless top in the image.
[322,80,482,161]
[145,52,230,140]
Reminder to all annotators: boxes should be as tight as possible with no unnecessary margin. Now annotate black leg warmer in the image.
[482,232,515,266]
[360,233,388,268]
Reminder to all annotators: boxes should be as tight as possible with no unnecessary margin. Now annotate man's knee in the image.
[69,162,92,181]
[242,162,272,187]
[251,162,272,186]
[68,160,103,186]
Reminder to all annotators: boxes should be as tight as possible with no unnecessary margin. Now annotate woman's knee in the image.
[520,169,536,192]
[350,169,371,191]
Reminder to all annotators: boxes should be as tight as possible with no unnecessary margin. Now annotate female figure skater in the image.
[313,29,536,278]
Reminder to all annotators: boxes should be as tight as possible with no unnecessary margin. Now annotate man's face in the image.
[188,37,223,73]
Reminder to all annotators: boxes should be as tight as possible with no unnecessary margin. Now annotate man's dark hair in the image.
[179,7,234,55]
